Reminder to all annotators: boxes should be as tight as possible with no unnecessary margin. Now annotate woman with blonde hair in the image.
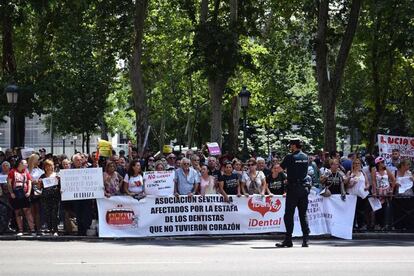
[38,159,60,236]
[28,154,44,233]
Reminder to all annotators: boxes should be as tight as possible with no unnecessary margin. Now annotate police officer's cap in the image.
[288,138,303,148]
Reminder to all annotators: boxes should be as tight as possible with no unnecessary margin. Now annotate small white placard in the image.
[368,197,382,211]
[0,174,7,184]
[398,177,413,194]
[42,177,58,188]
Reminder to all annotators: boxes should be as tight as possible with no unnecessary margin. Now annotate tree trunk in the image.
[209,78,226,146]
[315,0,362,152]
[159,114,166,153]
[130,0,149,153]
[228,96,240,155]
[2,3,25,148]
[1,3,16,78]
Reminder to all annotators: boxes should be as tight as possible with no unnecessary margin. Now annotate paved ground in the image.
[1,239,414,276]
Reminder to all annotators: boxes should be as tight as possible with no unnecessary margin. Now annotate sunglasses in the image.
[183,163,190,165]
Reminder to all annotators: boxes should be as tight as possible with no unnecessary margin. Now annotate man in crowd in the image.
[207,156,221,182]
[218,161,241,202]
[387,148,401,173]
[166,153,176,170]
[174,157,200,196]
[71,153,93,236]
[276,139,310,248]
[257,157,271,177]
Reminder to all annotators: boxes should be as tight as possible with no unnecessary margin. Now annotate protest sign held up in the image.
[60,168,105,201]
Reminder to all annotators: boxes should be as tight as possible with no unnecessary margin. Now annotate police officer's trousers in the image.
[283,183,310,240]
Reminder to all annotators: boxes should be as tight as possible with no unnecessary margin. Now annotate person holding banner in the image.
[175,158,200,196]
[38,159,60,236]
[71,154,93,236]
[345,158,370,230]
[241,159,266,196]
[200,165,216,195]
[123,160,145,198]
[218,161,241,201]
[276,139,310,248]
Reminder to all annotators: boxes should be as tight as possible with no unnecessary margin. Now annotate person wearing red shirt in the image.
[7,158,36,236]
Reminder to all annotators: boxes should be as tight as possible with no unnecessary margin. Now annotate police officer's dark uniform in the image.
[276,139,310,248]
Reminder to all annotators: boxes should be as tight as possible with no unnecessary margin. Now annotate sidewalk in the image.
[1,232,414,241]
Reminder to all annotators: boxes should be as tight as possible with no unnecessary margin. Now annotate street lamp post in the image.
[239,86,251,161]
[5,85,19,149]
[73,136,78,154]
[62,136,66,154]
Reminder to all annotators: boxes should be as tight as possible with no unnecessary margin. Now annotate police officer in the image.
[276,139,310,248]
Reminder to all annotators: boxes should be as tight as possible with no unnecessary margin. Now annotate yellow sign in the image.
[98,139,112,157]
[163,145,173,154]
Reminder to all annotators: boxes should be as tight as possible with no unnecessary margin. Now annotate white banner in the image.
[97,194,357,239]
[60,168,105,201]
[143,171,175,196]
[378,134,414,157]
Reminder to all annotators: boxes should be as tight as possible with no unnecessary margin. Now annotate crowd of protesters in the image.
[0,143,413,237]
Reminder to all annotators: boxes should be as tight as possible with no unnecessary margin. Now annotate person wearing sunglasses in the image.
[174,158,200,196]
[241,159,266,196]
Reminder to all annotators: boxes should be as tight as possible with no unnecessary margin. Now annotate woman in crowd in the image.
[145,156,155,171]
[266,163,287,196]
[7,159,36,236]
[103,161,123,197]
[0,161,11,201]
[395,159,413,196]
[371,156,396,229]
[38,159,60,236]
[199,164,216,196]
[60,158,75,234]
[154,160,165,171]
[371,157,396,197]
[320,158,346,199]
[61,159,71,170]
[28,154,44,233]
[123,159,145,198]
[232,159,244,182]
[241,158,267,195]
[393,159,414,229]
[345,158,370,230]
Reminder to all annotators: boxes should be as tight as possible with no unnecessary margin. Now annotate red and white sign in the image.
[378,134,414,157]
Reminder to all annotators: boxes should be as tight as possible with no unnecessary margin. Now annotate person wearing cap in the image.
[371,156,396,230]
[276,139,310,248]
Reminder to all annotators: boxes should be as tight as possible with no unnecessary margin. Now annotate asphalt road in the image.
[1,239,414,276]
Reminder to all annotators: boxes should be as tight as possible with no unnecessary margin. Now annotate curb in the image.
[1,232,414,241]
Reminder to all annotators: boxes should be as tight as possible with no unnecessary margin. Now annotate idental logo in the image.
[248,197,282,217]
[106,204,136,227]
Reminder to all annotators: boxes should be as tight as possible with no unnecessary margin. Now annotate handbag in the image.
[13,186,26,199]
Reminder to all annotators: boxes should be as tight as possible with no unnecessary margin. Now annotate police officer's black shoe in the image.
[275,240,293,248]
[302,240,309,247]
